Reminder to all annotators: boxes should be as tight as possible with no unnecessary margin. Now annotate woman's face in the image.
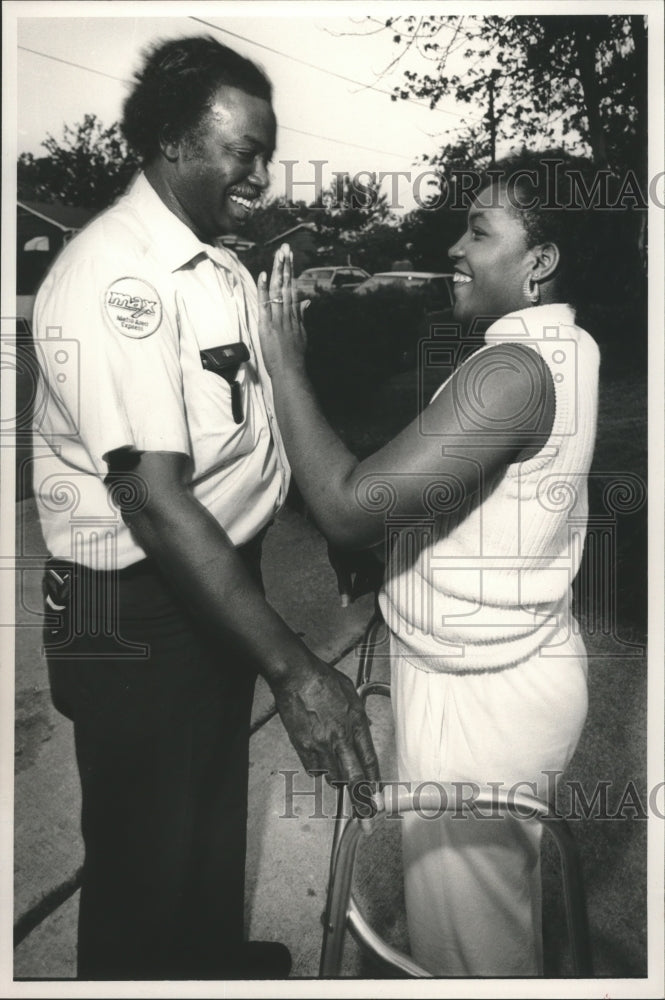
[448,183,535,325]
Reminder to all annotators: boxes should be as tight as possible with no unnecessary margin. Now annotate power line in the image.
[277,124,412,160]
[189,15,481,123]
[17,42,466,162]
[18,45,129,83]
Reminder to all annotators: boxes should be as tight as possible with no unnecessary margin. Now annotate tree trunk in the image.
[628,16,648,274]
[630,15,648,182]
[573,20,609,167]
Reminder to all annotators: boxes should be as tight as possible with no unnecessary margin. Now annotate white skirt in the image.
[390,627,588,976]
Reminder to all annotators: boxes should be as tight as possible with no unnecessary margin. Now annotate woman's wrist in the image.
[268,350,308,381]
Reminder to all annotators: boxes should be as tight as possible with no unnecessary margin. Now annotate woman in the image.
[257,158,601,976]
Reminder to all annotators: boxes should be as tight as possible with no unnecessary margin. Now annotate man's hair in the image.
[122,35,273,164]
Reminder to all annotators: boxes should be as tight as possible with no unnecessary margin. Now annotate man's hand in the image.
[269,654,381,820]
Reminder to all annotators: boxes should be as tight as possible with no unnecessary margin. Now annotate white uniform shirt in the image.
[32,172,290,569]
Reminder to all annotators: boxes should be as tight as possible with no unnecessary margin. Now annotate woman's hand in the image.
[258,243,309,377]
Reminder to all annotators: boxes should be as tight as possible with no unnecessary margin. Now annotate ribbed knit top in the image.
[379,303,600,673]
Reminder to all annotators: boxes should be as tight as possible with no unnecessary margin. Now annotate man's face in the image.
[171,85,276,241]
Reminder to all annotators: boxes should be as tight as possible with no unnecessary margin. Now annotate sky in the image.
[10,1,662,214]
[11,1,499,214]
[6,0,664,213]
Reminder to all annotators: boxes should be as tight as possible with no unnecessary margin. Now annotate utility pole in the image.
[487,70,500,167]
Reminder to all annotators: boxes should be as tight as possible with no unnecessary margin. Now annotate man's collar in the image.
[126,172,239,274]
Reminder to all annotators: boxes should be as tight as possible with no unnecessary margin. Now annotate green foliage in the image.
[17,114,140,211]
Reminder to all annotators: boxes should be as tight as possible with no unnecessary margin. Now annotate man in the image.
[32,35,379,981]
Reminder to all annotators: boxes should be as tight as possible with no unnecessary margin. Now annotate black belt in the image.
[45,555,156,581]
[44,526,269,588]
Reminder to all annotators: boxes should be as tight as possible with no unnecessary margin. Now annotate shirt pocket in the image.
[184,359,256,479]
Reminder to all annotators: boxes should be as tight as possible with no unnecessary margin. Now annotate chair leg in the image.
[356,612,384,687]
[320,806,363,976]
[541,814,593,975]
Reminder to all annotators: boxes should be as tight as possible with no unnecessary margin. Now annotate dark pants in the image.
[43,540,263,980]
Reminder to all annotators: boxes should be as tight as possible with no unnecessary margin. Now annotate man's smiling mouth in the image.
[228,193,258,210]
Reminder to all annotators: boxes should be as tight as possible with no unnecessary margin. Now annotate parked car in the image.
[352,271,457,370]
[354,271,455,310]
[295,266,371,299]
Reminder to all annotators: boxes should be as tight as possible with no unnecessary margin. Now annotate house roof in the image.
[264,222,317,246]
[18,200,94,232]
[17,201,313,249]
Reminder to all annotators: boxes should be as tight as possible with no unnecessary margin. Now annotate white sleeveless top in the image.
[379,303,600,673]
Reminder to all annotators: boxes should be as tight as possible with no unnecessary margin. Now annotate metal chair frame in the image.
[355,610,386,689]
[319,621,594,978]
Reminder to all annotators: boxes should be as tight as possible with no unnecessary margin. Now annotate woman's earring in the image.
[523,274,540,305]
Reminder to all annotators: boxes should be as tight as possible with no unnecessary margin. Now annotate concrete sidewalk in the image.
[13,499,400,980]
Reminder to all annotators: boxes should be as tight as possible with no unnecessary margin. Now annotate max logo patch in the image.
[104,277,162,338]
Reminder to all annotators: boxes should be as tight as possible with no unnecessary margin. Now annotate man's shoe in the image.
[231,940,292,979]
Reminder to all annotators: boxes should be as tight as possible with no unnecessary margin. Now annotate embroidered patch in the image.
[104,277,162,338]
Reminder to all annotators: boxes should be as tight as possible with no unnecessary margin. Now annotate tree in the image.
[383,14,647,180]
[240,198,306,246]
[243,172,403,274]
[305,172,400,269]
[318,172,392,230]
[18,114,139,210]
[243,172,393,248]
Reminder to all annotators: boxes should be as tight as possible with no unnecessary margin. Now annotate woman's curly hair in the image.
[122,35,272,164]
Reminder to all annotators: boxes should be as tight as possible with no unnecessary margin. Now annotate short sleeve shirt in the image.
[32,172,290,569]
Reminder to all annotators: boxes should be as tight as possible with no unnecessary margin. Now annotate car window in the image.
[301,269,333,280]
[418,277,453,305]
[360,275,396,290]
[402,277,428,288]
[372,275,426,289]
[431,277,454,307]
[335,269,362,287]
[355,273,454,302]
